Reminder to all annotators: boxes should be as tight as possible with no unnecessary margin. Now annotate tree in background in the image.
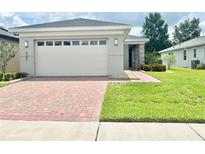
[173,18,201,44]
[142,13,172,53]
[0,41,17,74]
[164,54,176,70]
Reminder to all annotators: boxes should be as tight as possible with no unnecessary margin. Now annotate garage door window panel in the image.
[90,40,98,45]
[37,41,44,46]
[46,41,53,46]
[81,40,89,45]
[99,40,107,45]
[63,41,71,46]
[72,41,80,46]
[55,41,62,46]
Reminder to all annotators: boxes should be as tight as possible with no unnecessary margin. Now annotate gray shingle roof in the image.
[159,36,205,53]
[11,18,129,29]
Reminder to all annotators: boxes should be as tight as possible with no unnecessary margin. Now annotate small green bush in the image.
[141,64,166,72]
[196,64,205,70]
[152,64,166,72]
[15,72,28,79]
[4,73,16,81]
[0,72,28,81]
[142,64,152,71]
[159,64,166,71]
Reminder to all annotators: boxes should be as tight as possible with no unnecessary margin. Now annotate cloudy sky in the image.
[1,12,205,39]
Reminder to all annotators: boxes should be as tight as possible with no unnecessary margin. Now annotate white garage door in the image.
[35,39,108,76]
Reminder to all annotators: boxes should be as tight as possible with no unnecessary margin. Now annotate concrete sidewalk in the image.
[0,121,204,141]
[97,122,205,141]
[0,121,98,140]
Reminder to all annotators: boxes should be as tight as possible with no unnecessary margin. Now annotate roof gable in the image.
[160,36,205,53]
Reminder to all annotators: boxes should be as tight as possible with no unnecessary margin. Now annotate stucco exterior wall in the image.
[19,37,35,75]
[19,32,125,77]
[161,45,205,68]
[0,38,19,73]
[107,34,124,77]
[123,44,129,69]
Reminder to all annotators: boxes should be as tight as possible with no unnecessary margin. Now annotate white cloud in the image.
[199,21,205,35]
[26,12,97,25]
[12,15,27,26]
[0,12,27,28]
[168,26,175,40]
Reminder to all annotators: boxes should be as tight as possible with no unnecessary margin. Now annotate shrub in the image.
[0,72,28,81]
[141,64,166,72]
[4,73,16,81]
[152,64,166,72]
[142,64,152,71]
[196,64,205,70]
[15,72,28,79]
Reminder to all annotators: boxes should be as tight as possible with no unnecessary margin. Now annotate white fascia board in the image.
[124,38,149,44]
[159,43,205,53]
[16,29,126,37]
[9,25,131,33]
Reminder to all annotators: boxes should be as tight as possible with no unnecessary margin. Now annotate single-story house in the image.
[9,18,149,77]
[0,26,19,73]
[160,36,205,69]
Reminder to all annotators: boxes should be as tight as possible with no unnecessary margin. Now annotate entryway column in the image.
[133,45,140,70]
[139,44,145,64]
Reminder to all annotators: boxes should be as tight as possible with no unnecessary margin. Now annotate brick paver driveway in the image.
[0,77,107,122]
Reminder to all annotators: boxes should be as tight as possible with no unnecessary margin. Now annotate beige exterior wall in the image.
[123,44,129,69]
[0,38,19,73]
[161,45,205,68]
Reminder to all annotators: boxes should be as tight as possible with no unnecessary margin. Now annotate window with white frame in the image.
[46,41,53,46]
[99,40,107,45]
[55,41,62,46]
[63,41,71,46]
[72,41,80,46]
[90,40,98,45]
[193,49,197,58]
[37,41,44,46]
[183,50,187,60]
[81,40,89,45]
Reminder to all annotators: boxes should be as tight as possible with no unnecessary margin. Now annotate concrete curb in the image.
[1,77,31,84]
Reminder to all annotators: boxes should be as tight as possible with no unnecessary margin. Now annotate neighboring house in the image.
[9,18,149,77]
[0,26,19,73]
[160,36,205,69]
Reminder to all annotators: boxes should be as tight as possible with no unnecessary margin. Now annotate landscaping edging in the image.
[0,77,31,84]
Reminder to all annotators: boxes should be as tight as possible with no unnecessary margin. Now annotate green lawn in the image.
[0,82,8,88]
[101,68,205,123]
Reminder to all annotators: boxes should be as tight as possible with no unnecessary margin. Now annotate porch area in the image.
[124,35,149,71]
